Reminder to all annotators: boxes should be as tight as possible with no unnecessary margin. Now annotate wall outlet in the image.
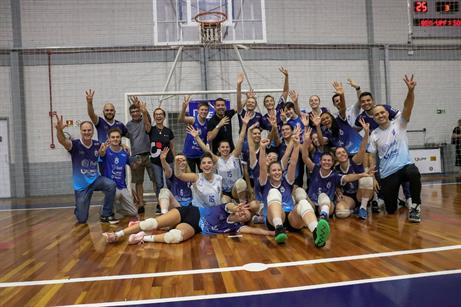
[436,109,446,114]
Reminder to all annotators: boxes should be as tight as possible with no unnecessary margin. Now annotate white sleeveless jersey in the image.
[216,155,242,192]
[191,173,223,208]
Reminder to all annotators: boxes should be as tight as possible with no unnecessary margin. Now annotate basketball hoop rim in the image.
[194,11,227,26]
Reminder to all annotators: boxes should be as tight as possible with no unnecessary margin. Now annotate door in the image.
[0,120,11,198]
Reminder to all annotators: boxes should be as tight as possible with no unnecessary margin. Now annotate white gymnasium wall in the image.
[20,0,154,48]
[0,0,12,48]
[0,67,13,161]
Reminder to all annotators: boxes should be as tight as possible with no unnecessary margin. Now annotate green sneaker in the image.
[314,219,330,248]
[274,225,288,244]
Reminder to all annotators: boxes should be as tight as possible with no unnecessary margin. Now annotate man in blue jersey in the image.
[55,113,118,224]
[368,75,421,222]
[178,95,210,172]
[100,128,138,219]
[85,89,127,143]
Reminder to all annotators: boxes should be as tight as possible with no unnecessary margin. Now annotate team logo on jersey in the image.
[114,157,119,165]
[327,182,332,189]
[339,129,344,136]
[280,186,285,193]
[81,159,89,168]
[94,150,99,157]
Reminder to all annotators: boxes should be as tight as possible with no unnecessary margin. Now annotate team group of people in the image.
[55,67,422,248]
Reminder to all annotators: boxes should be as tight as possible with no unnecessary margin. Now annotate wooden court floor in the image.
[1,177,461,306]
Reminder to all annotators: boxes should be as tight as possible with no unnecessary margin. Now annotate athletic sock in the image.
[406,197,413,208]
[115,230,125,238]
[320,205,329,218]
[161,208,168,214]
[143,235,155,242]
[272,217,283,227]
[360,197,369,210]
[307,221,318,232]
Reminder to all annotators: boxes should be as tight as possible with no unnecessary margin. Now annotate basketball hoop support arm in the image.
[233,45,253,90]
[158,46,184,106]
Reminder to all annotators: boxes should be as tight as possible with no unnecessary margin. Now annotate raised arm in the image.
[258,138,270,185]
[85,89,98,125]
[279,67,289,101]
[236,73,245,113]
[301,128,315,172]
[281,139,293,171]
[332,81,346,119]
[233,112,250,157]
[160,147,172,178]
[174,155,199,183]
[178,95,195,125]
[55,113,72,151]
[132,97,152,133]
[186,125,218,162]
[286,134,300,184]
[98,141,110,157]
[207,116,230,142]
[288,90,302,116]
[352,118,369,165]
[310,113,325,146]
[401,74,416,122]
[267,111,281,146]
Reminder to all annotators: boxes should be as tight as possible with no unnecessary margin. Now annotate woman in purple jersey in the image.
[258,132,330,248]
[334,118,375,220]
[157,148,193,214]
[302,131,374,223]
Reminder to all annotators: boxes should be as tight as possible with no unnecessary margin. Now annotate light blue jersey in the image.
[368,113,412,178]
[191,173,223,208]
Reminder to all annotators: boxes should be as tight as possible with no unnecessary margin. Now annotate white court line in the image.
[63,268,461,307]
[1,244,460,288]
[0,181,458,212]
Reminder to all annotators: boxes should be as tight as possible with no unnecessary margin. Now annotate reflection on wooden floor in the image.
[1,180,461,306]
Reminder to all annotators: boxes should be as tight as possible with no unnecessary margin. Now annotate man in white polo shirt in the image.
[368,75,421,222]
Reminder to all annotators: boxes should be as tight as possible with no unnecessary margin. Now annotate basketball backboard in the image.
[153,0,267,45]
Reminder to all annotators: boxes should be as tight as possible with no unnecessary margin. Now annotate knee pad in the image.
[158,188,171,201]
[164,229,183,244]
[318,193,331,207]
[234,179,247,194]
[139,218,158,231]
[296,199,314,217]
[359,177,374,190]
[293,187,308,203]
[335,208,351,218]
[267,189,282,207]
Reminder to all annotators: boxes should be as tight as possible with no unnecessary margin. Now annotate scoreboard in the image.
[412,1,461,37]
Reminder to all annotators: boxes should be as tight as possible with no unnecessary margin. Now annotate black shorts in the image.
[266,213,303,233]
[176,205,201,234]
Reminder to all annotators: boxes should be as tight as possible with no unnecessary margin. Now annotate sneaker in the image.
[408,205,421,223]
[314,219,330,248]
[100,215,119,225]
[102,232,119,243]
[371,200,380,213]
[137,206,145,214]
[274,225,288,244]
[128,231,146,245]
[359,208,368,220]
[398,198,406,208]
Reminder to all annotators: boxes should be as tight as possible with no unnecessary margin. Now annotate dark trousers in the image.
[187,157,202,173]
[380,164,421,214]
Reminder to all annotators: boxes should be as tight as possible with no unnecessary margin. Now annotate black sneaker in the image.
[274,225,288,244]
[137,206,145,214]
[100,215,119,225]
[371,200,380,213]
[398,198,406,208]
[408,204,421,223]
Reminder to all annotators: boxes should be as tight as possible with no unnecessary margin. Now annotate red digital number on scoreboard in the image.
[415,1,429,13]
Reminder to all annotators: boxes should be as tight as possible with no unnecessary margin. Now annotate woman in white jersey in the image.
[186,112,252,204]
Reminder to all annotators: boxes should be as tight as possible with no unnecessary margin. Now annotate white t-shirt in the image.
[367,113,412,178]
[216,155,242,193]
[191,173,223,208]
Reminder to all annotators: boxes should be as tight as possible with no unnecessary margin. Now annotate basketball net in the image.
[194,12,227,48]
